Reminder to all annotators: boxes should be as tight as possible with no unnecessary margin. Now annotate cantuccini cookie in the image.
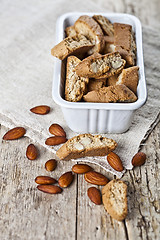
[93,15,114,36]
[51,35,94,60]
[56,134,117,161]
[65,25,77,37]
[75,52,126,78]
[114,23,136,66]
[83,84,137,103]
[87,78,107,92]
[102,179,128,221]
[65,56,89,102]
[116,66,139,94]
[74,15,105,54]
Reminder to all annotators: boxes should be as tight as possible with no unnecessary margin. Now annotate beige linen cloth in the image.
[0,0,159,177]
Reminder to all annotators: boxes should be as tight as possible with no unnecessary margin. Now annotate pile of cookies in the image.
[51,15,139,103]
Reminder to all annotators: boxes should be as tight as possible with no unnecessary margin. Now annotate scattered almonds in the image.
[45,159,57,172]
[45,136,67,146]
[35,176,57,185]
[107,152,124,172]
[26,144,38,160]
[87,187,102,205]
[49,123,66,137]
[30,105,50,115]
[3,127,26,140]
[132,152,146,167]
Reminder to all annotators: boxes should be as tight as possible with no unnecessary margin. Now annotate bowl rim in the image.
[52,12,147,111]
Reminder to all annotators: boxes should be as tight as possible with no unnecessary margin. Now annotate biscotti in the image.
[116,66,139,94]
[87,78,106,92]
[65,25,77,37]
[93,15,114,36]
[114,23,136,66]
[74,15,105,54]
[65,56,89,102]
[75,52,126,78]
[83,84,137,103]
[102,179,128,221]
[51,35,94,60]
[56,134,117,161]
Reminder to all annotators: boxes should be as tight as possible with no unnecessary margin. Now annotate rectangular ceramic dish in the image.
[52,12,147,133]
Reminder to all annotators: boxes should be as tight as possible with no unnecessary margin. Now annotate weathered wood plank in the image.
[76,166,127,240]
[0,126,77,240]
[121,122,160,240]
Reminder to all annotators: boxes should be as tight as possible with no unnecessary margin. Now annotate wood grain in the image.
[0,121,159,239]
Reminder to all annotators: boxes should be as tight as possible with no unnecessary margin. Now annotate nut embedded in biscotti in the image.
[107,152,124,172]
[3,127,26,140]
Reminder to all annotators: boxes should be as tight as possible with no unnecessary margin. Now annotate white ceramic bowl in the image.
[52,12,147,133]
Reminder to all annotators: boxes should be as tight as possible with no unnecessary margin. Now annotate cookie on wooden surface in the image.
[102,179,128,221]
[56,134,117,161]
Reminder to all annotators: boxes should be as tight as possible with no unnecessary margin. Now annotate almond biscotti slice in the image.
[93,15,114,36]
[87,78,106,92]
[114,23,136,66]
[56,134,117,161]
[75,52,126,78]
[51,35,94,60]
[102,179,128,221]
[74,15,105,54]
[116,66,139,94]
[107,74,119,86]
[65,56,89,102]
[65,25,77,37]
[83,84,137,103]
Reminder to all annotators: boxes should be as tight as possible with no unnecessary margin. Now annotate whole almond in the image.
[37,185,62,194]
[58,171,74,188]
[45,159,57,172]
[35,176,57,185]
[26,144,38,160]
[45,136,67,146]
[72,164,92,174]
[49,124,66,137]
[107,152,124,172]
[132,152,146,167]
[84,171,109,185]
[87,187,102,205]
[30,105,50,115]
[3,127,26,140]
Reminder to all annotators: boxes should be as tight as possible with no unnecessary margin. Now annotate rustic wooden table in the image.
[0,0,160,240]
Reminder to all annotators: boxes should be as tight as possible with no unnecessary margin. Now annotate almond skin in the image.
[72,164,92,174]
[107,152,124,172]
[3,127,26,140]
[35,176,57,185]
[45,136,67,146]
[30,105,50,115]
[45,159,57,172]
[58,171,74,188]
[132,152,146,167]
[49,124,66,137]
[87,187,102,205]
[84,171,109,185]
[37,185,62,194]
[26,144,38,160]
